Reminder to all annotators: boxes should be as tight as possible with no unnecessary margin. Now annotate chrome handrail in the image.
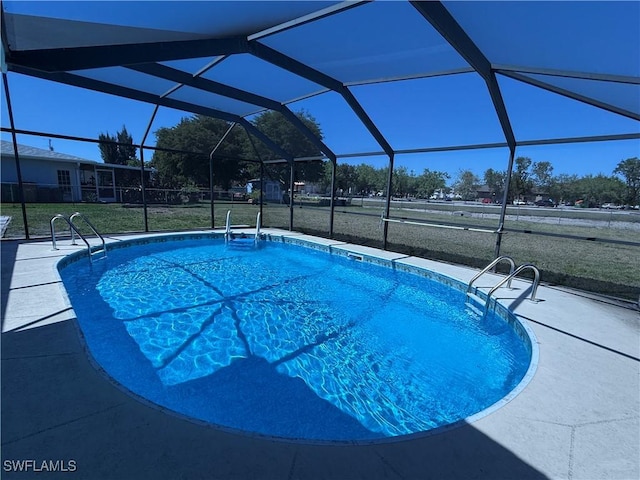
[70,212,106,258]
[486,264,541,308]
[255,211,261,244]
[50,214,94,262]
[224,210,232,243]
[467,255,516,293]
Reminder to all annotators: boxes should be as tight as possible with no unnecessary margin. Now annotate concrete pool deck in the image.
[1,229,638,480]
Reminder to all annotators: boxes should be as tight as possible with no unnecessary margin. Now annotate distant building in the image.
[1,140,152,203]
[476,185,493,201]
[246,178,284,203]
[293,181,323,195]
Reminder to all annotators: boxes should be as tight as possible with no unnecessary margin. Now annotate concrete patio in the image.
[1,230,638,480]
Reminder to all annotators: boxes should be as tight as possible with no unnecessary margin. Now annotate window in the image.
[57,170,71,194]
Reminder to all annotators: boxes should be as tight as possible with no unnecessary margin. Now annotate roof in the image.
[0,140,150,171]
[1,1,638,160]
[0,139,91,163]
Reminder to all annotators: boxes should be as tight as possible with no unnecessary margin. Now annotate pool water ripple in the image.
[60,237,533,442]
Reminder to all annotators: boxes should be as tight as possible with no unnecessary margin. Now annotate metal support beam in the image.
[410,1,516,150]
[6,36,248,72]
[209,122,237,229]
[289,161,295,231]
[499,70,640,121]
[341,89,394,156]
[249,1,371,41]
[494,147,516,259]
[237,36,394,238]
[383,153,395,250]
[260,161,265,223]
[2,73,29,239]
[129,63,280,110]
[265,107,338,234]
[249,41,395,157]
[492,64,640,85]
[239,119,296,230]
[9,65,242,123]
[279,107,337,161]
[517,132,640,146]
[139,105,159,233]
[329,157,337,238]
[238,118,294,162]
[244,128,265,224]
[343,67,475,87]
[129,62,338,161]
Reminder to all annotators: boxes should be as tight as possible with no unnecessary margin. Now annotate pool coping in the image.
[2,228,639,480]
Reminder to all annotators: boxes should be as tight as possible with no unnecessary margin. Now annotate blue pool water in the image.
[59,235,532,442]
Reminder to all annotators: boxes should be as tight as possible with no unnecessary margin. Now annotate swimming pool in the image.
[58,234,536,443]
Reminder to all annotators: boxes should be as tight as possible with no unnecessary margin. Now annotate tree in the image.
[531,161,554,192]
[414,169,449,199]
[354,164,383,195]
[249,110,325,184]
[98,125,138,166]
[374,167,391,195]
[335,164,358,193]
[510,156,533,201]
[483,168,506,200]
[613,157,640,206]
[454,169,479,201]
[151,110,325,189]
[392,166,411,197]
[152,115,247,188]
[575,174,625,206]
[549,173,580,204]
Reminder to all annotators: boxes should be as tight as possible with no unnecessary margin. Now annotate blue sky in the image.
[1,1,639,184]
[2,71,638,183]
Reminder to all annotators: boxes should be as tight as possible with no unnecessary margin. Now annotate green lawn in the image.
[2,201,638,300]
[270,203,640,300]
[1,201,262,238]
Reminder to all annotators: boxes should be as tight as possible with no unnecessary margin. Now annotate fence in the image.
[2,184,639,301]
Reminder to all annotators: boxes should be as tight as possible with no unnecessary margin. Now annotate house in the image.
[246,178,284,203]
[476,185,493,202]
[1,140,152,203]
[293,181,323,195]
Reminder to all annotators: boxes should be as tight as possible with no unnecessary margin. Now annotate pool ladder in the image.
[224,210,262,247]
[466,256,540,317]
[50,212,106,263]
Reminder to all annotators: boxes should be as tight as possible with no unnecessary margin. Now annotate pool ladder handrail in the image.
[225,210,262,245]
[224,210,232,243]
[466,257,540,316]
[255,211,261,244]
[50,213,106,263]
[485,264,541,309]
[70,212,106,257]
[466,255,516,294]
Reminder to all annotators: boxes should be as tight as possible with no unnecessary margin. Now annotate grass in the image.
[270,203,640,300]
[0,201,260,237]
[2,201,639,300]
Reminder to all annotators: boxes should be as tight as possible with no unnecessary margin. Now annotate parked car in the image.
[512,199,526,206]
[535,199,556,207]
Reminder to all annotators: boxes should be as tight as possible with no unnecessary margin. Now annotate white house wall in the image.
[1,156,82,201]
[0,155,18,183]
